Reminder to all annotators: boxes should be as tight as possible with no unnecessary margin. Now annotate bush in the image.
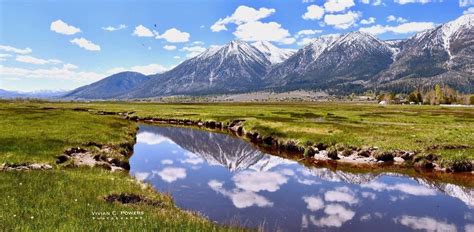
[374,151,394,161]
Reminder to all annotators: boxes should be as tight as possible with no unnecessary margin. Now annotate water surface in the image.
[130,125,474,231]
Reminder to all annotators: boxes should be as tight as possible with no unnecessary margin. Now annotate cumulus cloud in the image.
[464,7,474,14]
[163,45,177,51]
[15,55,62,65]
[324,188,359,205]
[311,204,355,227]
[0,45,32,54]
[157,167,187,183]
[324,11,361,29]
[296,29,323,38]
[70,38,101,51]
[0,63,102,83]
[460,0,474,7]
[324,0,355,13]
[180,152,204,165]
[136,132,174,144]
[302,5,325,20]
[208,180,273,208]
[134,172,150,181]
[361,181,437,196]
[361,191,376,200]
[360,0,383,5]
[102,24,127,32]
[132,25,154,37]
[180,45,206,58]
[387,15,408,23]
[233,21,295,44]
[232,171,288,192]
[211,5,275,32]
[360,17,376,25]
[394,215,457,232]
[302,196,325,211]
[161,159,174,165]
[0,53,12,61]
[359,22,435,35]
[394,0,436,4]
[173,56,181,59]
[155,28,190,43]
[50,19,81,35]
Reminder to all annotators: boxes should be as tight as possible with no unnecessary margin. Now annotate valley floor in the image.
[0,100,472,230]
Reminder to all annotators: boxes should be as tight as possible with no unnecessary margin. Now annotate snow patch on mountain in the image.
[251,41,295,64]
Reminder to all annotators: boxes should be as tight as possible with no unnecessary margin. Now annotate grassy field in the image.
[15,101,473,161]
[0,103,240,231]
[0,100,472,230]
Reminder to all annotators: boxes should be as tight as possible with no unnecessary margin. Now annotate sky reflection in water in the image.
[130,125,474,232]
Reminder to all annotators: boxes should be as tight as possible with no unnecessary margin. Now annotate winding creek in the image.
[130,124,474,231]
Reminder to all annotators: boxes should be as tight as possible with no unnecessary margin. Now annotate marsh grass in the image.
[0,103,242,231]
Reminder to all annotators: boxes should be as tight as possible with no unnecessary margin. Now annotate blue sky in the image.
[0,0,472,91]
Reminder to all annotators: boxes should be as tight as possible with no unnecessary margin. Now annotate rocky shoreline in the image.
[118,112,472,174]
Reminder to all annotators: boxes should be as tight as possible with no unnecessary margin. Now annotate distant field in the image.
[18,101,472,161]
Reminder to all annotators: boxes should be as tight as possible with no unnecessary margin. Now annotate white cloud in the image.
[181,45,206,58]
[107,63,170,75]
[163,45,177,51]
[70,38,101,51]
[464,7,474,14]
[173,56,181,59]
[211,5,275,32]
[361,181,437,196]
[102,24,127,32]
[161,159,174,165]
[359,22,435,35]
[134,172,150,181]
[208,180,273,208]
[324,11,361,29]
[180,152,204,165]
[50,19,81,35]
[387,15,408,23]
[360,17,376,25]
[0,45,32,54]
[466,224,474,232]
[324,188,359,205]
[302,5,325,20]
[0,53,12,61]
[15,55,62,65]
[460,0,474,7]
[394,0,435,4]
[311,204,355,227]
[233,21,295,44]
[394,216,457,232]
[296,29,323,38]
[0,63,102,83]
[157,167,187,183]
[360,0,383,5]
[361,192,376,200]
[324,0,355,13]
[232,171,288,192]
[132,25,154,37]
[302,196,325,211]
[155,28,190,43]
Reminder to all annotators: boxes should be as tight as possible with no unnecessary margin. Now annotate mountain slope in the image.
[124,40,271,98]
[64,71,150,99]
[374,14,474,92]
[251,41,295,64]
[265,32,394,92]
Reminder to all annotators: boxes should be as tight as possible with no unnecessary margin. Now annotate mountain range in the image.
[59,14,474,100]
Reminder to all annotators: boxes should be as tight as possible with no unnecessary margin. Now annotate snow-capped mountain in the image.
[264,32,394,92]
[374,14,474,93]
[251,41,295,64]
[123,40,271,98]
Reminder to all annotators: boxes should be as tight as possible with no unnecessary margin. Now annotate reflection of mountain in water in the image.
[415,179,474,207]
[138,125,473,206]
[139,125,291,171]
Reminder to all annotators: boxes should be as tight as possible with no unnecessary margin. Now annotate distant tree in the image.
[470,95,474,105]
[434,84,443,105]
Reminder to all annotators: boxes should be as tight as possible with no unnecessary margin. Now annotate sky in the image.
[0,0,472,92]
